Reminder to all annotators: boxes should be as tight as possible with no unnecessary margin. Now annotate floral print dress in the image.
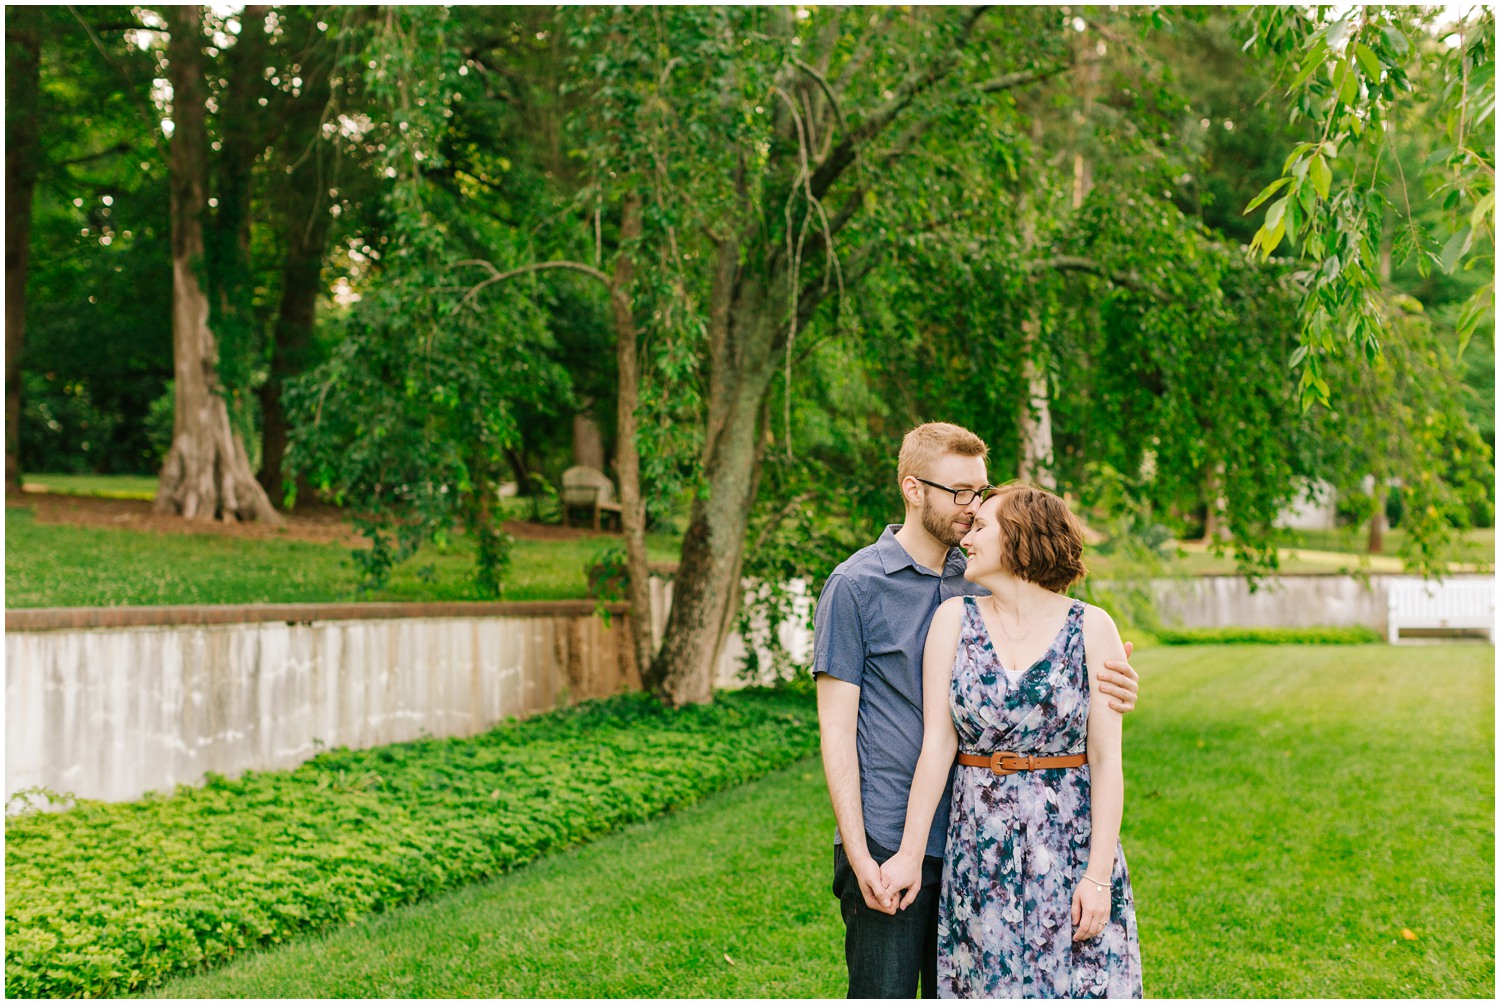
[937,597,1142,999]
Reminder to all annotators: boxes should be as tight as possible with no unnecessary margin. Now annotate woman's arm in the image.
[1075,603,1128,940]
[881,597,964,909]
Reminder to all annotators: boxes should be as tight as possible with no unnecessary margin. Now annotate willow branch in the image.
[453,259,612,310]
[809,5,991,201]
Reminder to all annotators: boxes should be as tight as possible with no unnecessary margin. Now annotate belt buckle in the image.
[990,751,1030,776]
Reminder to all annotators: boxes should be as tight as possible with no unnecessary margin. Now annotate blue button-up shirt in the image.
[812,525,988,858]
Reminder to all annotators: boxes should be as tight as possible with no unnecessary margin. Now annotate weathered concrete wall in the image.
[6,602,640,806]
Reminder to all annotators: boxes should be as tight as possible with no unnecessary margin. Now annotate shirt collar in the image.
[877,525,967,578]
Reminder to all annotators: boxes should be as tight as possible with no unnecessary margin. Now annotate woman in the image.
[881,483,1142,998]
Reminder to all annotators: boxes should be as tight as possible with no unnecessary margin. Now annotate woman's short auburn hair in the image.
[985,483,1087,593]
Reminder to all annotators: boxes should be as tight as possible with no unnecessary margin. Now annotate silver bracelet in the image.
[1081,872,1110,891]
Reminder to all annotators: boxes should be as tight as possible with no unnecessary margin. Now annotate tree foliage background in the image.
[7,5,1493,699]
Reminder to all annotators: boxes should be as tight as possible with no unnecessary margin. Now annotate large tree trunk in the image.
[1017,329,1056,489]
[154,6,280,523]
[5,14,41,497]
[649,272,782,705]
[259,25,334,506]
[1016,206,1055,488]
[610,198,655,681]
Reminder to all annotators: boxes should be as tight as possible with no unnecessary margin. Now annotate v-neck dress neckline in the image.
[965,595,1082,680]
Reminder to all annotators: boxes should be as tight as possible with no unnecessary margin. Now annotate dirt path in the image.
[14,491,614,546]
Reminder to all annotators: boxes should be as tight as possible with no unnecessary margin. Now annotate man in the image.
[814,422,1140,999]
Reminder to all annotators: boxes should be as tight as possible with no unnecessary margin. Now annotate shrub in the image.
[1154,625,1384,645]
[4,689,817,998]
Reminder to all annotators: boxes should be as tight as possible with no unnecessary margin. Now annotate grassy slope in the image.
[5,506,680,607]
[154,645,1494,998]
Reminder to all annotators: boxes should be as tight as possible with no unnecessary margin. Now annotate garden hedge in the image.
[1153,625,1384,645]
[5,687,818,998]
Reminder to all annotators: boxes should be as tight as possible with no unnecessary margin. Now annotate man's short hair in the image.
[896,422,989,487]
[987,482,1087,593]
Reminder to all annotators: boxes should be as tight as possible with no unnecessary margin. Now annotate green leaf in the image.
[1336,61,1358,105]
[1244,176,1291,214]
[1309,155,1332,199]
[1264,195,1289,232]
[1455,284,1493,358]
[1382,25,1409,55]
[1289,40,1328,92]
[1354,42,1382,80]
[1471,191,1494,231]
[1283,143,1313,175]
[1262,217,1288,257]
[1439,227,1473,274]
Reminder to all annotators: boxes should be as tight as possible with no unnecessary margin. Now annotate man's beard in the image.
[919,493,966,548]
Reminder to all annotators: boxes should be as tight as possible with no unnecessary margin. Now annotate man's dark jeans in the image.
[832,837,944,999]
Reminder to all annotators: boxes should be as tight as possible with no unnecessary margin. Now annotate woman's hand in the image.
[1071,875,1112,942]
[880,849,925,911]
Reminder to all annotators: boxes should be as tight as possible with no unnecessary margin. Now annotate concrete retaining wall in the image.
[5,602,640,806]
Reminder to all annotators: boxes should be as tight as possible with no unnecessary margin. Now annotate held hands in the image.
[879,849,925,912]
[1098,640,1139,714]
[1071,875,1112,942]
[852,854,898,916]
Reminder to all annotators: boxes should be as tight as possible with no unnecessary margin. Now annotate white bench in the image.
[1387,578,1495,643]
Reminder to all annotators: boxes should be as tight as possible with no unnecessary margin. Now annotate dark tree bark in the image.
[649,269,787,705]
[5,13,42,496]
[610,197,656,683]
[153,5,280,522]
[258,24,335,506]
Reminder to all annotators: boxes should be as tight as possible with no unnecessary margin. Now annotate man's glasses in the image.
[914,478,994,506]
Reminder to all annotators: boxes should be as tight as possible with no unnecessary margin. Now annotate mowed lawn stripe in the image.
[151,644,1493,998]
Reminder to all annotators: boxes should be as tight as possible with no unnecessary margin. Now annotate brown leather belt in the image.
[956,751,1088,776]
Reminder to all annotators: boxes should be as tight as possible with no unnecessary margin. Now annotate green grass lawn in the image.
[152,644,1493,998]
[20,472,160,500]
[5,506,681,607]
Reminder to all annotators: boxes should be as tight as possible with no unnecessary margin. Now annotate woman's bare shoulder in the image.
[1080,602,1124,649]
[933,594,969,625]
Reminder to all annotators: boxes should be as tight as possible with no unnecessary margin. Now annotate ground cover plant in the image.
[4,505,681,607]
[3,688,819,998]
[150,645,1493,999]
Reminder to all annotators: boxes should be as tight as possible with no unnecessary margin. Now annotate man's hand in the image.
[1097,640,1139,714]
[852,853,897,915]
[879,849,925,911]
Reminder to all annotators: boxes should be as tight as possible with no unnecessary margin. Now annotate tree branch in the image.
[792,58,847,135]
[976,61,1077,94]
[808,5,991,201]
[452,259,612,311]
[1031,255,1172,302]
